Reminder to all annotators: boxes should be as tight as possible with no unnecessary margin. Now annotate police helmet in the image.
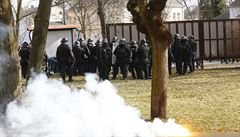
[102,38,108,44]
[173,33,180,39]
[87,38,93,43]
[119,38,126,45]
[131,40,137,45]
[181,36,187,42]
[112,36,118,42]
[61,37,68,43]
[21,42,28,47]
[79,37,85,42]
[188,35,194,40]
[75,41,80,46]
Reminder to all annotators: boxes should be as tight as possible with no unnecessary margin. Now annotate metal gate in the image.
[106,19,240,61]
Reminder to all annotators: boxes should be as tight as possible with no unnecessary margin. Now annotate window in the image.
[177,13,180,20]
[173,13,176,20]
[59,11,63,15]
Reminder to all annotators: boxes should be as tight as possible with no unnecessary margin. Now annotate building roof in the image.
[27,24,80,31]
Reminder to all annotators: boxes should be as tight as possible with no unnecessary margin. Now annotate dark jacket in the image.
[56,43,75,66]
[114,44,131,65]
[138,45,150,64]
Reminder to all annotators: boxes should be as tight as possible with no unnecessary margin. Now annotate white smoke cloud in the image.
[0,21,9,42]
[0,74,190,137]
[0,51,11,96]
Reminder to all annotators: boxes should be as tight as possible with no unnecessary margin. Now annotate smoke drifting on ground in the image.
[0,74,190,137]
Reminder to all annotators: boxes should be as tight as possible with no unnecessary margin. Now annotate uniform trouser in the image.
[175,58,182,75]
[120,64,129,79]
[99,64,110,80]
[73,62,84,76]
[20,60,28,79]
[88,62,97,73]
[60,64,73,81]
[168,58,173,75]
[183,58,193,75]
[83,62,89,73]
[191,55,196,71]
[129,63,140,79]
[139,62,149,79]
[112,63,119,79]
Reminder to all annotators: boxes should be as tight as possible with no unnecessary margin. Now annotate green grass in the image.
[61,66,240,133]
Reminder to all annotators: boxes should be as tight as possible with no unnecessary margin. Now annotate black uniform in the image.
[72,42,86,76]
[98,42,112,80]
[171,38,182,74]
[94,40,101,73]
[138,43,150,79]
[129,41,140,79]
[56,41,75,82]
[180,38,193,75]
[188,38,197,71]
[168,45,174,75]
[18,42,30,79]
[87,42,97,73]
[113,41,131,80]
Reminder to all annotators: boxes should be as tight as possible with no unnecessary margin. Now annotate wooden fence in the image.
[106,19,240,61]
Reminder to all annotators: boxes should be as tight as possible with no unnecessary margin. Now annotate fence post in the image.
[198,20,204,69]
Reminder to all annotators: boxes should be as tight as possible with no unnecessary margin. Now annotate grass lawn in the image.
[64,66,240,134]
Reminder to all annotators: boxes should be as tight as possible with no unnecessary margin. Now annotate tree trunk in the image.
[15,0,22,44]
[97,0,106,38]
[127,0,171,120]
[0,0,21,111]
[28,0,53,78]
[150,36,168,120]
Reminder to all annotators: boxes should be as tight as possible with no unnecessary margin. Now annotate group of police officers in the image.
[168,33,198,75]
[18,33,198,82]
[55,36,152,82]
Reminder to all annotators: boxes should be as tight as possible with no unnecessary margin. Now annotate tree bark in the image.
[97,0,106,38]
[127,0,171,120]
[28,0,53,78]
[150,36,168,119]
[0,0,21,111]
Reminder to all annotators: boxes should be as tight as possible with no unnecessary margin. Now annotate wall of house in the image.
[230,8,240,19]
[45,30,78,57]
[164,7,185,21]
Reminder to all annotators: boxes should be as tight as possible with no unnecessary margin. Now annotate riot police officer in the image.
[129,40,140,79]
[113,38,131,80]
[180,36,193,75]
[171,33,182,74]
[188,35,197,71]
[98,38,112,80]
[56,37,75,82]
[19,42,30,79]
[72,41,86,76]
[110,36,119,76]
[138,39,150,79]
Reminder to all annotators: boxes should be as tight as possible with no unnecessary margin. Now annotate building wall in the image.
[164,7,185,21]
[230,7,240,19]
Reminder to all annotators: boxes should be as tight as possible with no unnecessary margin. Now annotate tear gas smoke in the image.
[0,21,9,42]
[0,74,190,137]
[0,51,11,96]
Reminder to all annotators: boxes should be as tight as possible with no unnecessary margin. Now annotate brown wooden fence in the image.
[106,19,240,61]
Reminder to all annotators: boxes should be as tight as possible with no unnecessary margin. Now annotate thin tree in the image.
[28,0,53,79]
[97,0,106,37]
[0,0,20,111]
[67,0,97,39]
[127,0,172,120]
